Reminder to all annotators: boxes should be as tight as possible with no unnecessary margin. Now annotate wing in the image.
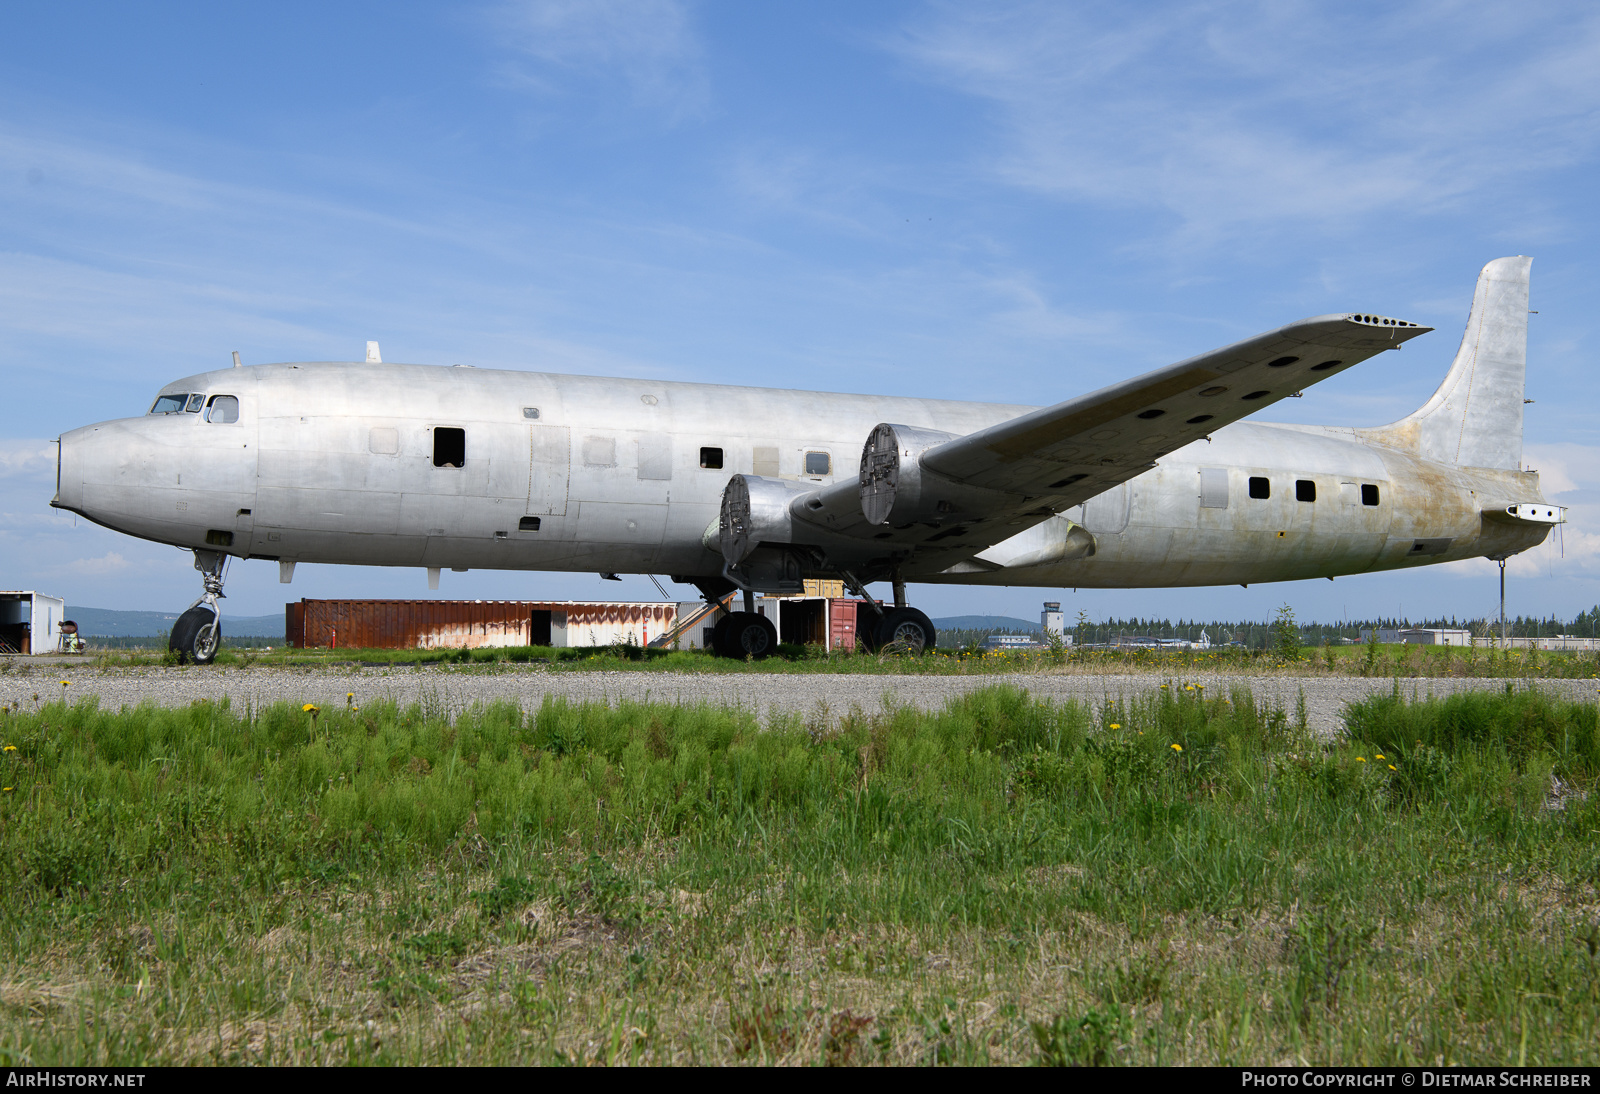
[773,312,1431,573]
[924,312,1430,500]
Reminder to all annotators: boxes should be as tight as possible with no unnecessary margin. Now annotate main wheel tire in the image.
[714,611,778,660]
[708,613,732,654]
[871,607,936,654]
[170,606,221,665]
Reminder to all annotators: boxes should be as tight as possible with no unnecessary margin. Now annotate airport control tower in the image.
[1041,602,1066,644]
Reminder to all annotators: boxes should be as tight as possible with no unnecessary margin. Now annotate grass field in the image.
[59,636,1600,680]
[1,683,1597,1065]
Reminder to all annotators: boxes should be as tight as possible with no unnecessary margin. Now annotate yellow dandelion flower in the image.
[1388,764,1397,771]
[1184,685,1195,691]
[2,745,14,753]
[1375,753,1385,760]
[1171,743,1183,752]
[1109,723,1121,730]
[303,703,320,713]
[60,680,70,687]
[2,787,11,793]
[1356,756,1367,762]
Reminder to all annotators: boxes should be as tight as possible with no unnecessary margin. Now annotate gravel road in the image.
[5,662,1596,737]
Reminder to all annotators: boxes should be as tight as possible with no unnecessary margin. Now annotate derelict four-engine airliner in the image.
[50,256,1563,662]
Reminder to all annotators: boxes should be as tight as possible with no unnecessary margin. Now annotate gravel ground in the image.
[5,663,1597,738]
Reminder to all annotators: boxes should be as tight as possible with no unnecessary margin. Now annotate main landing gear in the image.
[843,568,937,654]
[688,568,936,659]
[169,549,226,665]
[695,582,778,660]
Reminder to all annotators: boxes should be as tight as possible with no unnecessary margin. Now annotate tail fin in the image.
[1396,256,1531,470]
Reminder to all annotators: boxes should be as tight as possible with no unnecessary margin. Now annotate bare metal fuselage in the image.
[51,361,1552,590]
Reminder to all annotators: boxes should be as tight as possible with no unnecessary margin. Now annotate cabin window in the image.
[185,394,205,413]
[205,395,239,423]
[700,447,723,469]
[805,451,831,476]
[1296,479,1316,502]
[1362,484,1380,506]
[519,516,541,531]
[1249,476,1270,499]
[150,394,189,415]
[522,407,540,419]
[433,427,466,468]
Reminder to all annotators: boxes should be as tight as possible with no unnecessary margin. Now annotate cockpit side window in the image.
[185,394,205,413]
[150,394,189,415]
[205,395,239,423]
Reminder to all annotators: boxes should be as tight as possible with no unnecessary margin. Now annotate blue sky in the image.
[3,1,1599,627]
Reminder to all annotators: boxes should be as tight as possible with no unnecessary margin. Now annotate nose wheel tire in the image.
[170,605,222,665]
[713,611,778,659]
[867,607,936,654]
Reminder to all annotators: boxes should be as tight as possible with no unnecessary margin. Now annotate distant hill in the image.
[66,606,285,638]
[931,615,1042,634]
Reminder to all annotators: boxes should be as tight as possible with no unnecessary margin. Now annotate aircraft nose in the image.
[51,427,86,514]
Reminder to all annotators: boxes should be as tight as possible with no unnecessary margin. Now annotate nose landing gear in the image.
[170,549,226,665]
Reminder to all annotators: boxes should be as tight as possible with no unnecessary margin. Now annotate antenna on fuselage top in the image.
[366,341,382,363]
[232,351,242,368]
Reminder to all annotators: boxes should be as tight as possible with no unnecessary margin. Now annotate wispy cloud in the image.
[893,1,1600,245]
[1523,443,1600,497]
[488,0,708,121]
[0,441,57,481]
[50,552,132,576]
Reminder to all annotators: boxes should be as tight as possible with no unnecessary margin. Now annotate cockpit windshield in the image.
[149,393,204,415]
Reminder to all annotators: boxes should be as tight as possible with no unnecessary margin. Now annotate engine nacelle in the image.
[719,474,812,594]
[857,421,1027,528]
[720,474,814,563]
[859,423,960,526]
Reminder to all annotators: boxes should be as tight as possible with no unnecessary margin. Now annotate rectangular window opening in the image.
[1248,476,1270,500]
[699,446,723,470]
[805,451,831,476]
[433,427,466,468]
[1296,479,1316,503]
[205,395,239,423]
[1362,483,1380,506]
[518,516,541,532]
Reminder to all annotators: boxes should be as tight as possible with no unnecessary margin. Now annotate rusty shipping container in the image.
[285,599,677,650]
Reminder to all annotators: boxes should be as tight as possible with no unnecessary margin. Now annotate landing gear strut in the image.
[841,568,936,654]
[170,549,226,665]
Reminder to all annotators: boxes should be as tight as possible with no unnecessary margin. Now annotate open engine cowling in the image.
[719,474,812,593]
[859,423,961,525]
[859,422,1012,528]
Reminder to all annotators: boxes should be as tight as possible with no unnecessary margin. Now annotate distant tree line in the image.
[937,606,1600,651]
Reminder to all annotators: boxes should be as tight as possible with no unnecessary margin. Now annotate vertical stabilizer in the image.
[1398,256,1531,470]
